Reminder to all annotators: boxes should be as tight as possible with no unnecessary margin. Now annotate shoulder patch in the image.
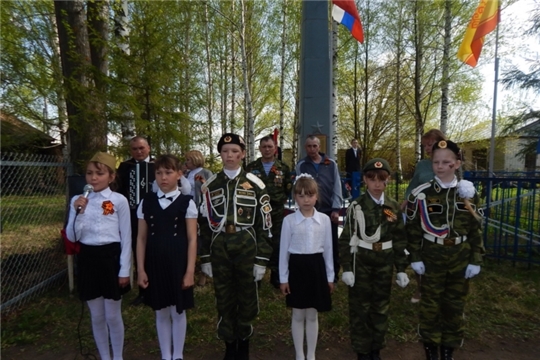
[411,181,432,197]
[247,172,266,189]
[201,174,217,193]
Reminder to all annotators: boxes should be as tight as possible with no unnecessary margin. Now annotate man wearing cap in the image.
[199,133,273,360]
[245,135,292,289]
[339,158,409,360]
[295,135,343,282]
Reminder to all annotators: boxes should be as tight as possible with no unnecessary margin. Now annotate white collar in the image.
[367,190,385,205]
[224,167,241,179]
[157,187,180,198]
[435,176,458,189]
[293,208,322,224]
[93,187,112,198]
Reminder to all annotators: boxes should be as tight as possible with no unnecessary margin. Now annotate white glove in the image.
[411,261,425,275]
[253,265,266,282]
[395,272,410,288]
[465,264,481,279]
[341,271,355,287]
[201,263,213,278]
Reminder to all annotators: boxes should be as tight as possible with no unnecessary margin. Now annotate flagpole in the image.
[488,20,499,175]
[487,6,500,214]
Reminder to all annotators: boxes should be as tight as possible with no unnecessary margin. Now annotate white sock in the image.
[104,298,124,360]
[156,307,173,360]
[87,297,111,360]
[305,308,318,360]
[291,308,306,360]
[171,308,187,360]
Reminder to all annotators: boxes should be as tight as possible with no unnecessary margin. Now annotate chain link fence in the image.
[1,152,71,313]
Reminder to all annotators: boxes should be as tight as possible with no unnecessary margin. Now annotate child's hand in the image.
[118,276,130,288]
[73,196,89,214]
[182,272,195,289]
[137,272,149,288]
[280,283,290,296]
[328,282,335,294]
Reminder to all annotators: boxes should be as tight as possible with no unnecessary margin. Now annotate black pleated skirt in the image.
[286,253,332,312]
[143,237,194,314]
[77,242,131,302]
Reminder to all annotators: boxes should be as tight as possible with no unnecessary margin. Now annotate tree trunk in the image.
[239,0,255,162]
[440,0,452,134]
[394,2,404,179]
[413,0,424,162]
[204,1,214,156]
[279,0,287,151]
[55,0,104,173]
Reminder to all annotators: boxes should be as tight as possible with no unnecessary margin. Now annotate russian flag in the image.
[332,0,364,43]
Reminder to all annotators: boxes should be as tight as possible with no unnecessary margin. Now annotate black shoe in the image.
[357,353,371,360]
[223,340,237,360]
[440,345,454,360]
[423,343,439,360]
[237,339,249,360]
[371,349,381,360]
[130,294,144,306]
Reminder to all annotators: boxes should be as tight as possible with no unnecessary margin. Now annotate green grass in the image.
[2,259,539,356]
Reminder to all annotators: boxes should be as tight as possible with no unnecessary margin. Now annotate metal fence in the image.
[465,171,540,266]
[0,152,71,313]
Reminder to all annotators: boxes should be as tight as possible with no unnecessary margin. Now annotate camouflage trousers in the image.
[210,229,259,342]
[348,250,394,354]
[419,242,470,348]
[268,206,284,273]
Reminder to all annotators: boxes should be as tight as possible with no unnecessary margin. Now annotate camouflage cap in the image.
[363,158,392,174]
[90,151,117,171]
[217,133,246,152]
[432,139,461,157]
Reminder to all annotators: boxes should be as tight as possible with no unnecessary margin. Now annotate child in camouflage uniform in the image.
[406,140,485,360]
[199,133,273,360]
[339,158,409,360]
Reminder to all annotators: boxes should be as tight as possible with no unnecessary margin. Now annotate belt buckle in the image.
[226,224,236,234]
[373,243,382,252]
[443,238,455,246]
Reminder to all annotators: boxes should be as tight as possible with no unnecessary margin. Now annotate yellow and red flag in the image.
[457,0,500,67]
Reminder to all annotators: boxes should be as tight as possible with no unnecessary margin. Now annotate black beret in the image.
[432,140,461,157]
[217,133,246,152]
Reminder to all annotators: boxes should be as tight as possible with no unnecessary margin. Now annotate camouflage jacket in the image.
[245,158,292,208]
[199,169,273,266]
[339,192,408,273]
[405,179,484,265]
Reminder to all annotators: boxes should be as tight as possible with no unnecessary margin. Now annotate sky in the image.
[478,0,539,118]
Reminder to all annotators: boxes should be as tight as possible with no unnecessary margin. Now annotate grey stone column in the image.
[298,0,332,158]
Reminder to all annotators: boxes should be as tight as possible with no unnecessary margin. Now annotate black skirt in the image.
[286,253,332,312]
[77,242,130,302]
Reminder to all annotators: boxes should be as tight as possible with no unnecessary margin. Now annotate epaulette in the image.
[247,172,266,189]
[410,181,432,197]
[201,174,217,193]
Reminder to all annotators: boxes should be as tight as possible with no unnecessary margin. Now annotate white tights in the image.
[86,297,124,360]
[291,308,319,360]
[155,306,187,360]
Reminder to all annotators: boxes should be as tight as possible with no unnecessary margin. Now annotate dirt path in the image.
[3,336,539,360]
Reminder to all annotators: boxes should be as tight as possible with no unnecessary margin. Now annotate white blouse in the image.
[66,188,132,277]
[279,209,334,284]
[136,188,198,219]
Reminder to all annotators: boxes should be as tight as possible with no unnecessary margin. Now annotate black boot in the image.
[371,349,381,360]
[357,353,371,360]
[423,343,439,360]
[440,345,454,360]
[237,338,249,360]
[223,341,237,360]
